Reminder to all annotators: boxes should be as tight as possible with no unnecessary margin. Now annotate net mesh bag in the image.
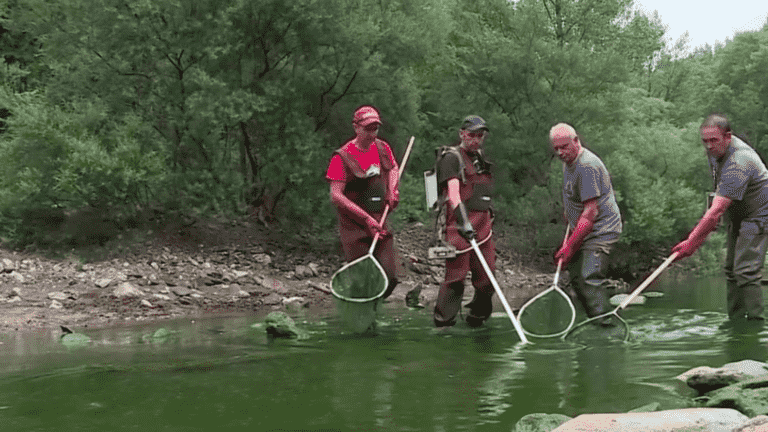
[563,315,629,343]
[331,257,387,333]
[518,289,575,337]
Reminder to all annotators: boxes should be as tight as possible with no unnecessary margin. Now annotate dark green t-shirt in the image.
[709,136,768,222]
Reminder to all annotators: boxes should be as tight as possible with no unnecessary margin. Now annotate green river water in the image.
[1,275,766,431]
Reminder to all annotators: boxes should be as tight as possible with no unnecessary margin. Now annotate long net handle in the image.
[470,238,529,344]
[619,252,678,310]
[552,225,571,287]
[368,136,416,254]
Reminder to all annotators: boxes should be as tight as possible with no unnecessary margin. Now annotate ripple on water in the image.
[628,309,727,343]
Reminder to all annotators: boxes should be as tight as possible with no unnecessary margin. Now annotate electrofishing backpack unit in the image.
[423,146,466,260]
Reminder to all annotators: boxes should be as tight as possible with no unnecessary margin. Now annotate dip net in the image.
[330,255,388,333]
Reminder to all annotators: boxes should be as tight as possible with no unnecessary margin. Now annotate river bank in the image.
[0,218,597,334]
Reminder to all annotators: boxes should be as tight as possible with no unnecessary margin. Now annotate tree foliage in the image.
[0,0,765,273]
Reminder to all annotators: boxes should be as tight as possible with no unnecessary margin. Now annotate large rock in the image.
[677,360,768,395]
[733,416,768,432]
[704,375,768,417]
[95,278,113,288]
[1,258,15,272]
[256,275,288,294]
[48,291,69,301]
[551,408,748,432]
[112,282,144,298]
[513,413,572,432]
[294,265,314,280]
[262,292,282,305]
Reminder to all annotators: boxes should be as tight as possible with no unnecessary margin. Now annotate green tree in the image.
[709,29,768,152]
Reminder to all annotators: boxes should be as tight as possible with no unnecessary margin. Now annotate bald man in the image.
[550,123,622,320]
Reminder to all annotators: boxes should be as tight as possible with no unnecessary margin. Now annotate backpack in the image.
[423,146,465,259]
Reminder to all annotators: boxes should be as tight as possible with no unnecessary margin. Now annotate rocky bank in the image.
[0,218,595,333]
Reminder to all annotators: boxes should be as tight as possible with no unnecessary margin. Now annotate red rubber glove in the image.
[671,238,703,262]
[555,242,577,266]
[556,198,598,266]
[365,217,388,238]
[672,212,721,262]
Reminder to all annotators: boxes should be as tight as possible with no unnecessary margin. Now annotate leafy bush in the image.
[602,122,710,245]
[0,89,166,245]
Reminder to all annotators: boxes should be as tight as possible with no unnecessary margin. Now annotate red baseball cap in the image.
[353,106,382,126]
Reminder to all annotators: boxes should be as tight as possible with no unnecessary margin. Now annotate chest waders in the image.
[330,137,415,333]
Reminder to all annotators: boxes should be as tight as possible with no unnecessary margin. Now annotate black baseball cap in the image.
[461,115,488,132]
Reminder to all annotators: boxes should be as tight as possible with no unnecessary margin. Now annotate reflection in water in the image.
[569,345,630,414]
[329,340,393,430]
[0,275,767,430]
[476,344,525,425]
[724,323,767,363]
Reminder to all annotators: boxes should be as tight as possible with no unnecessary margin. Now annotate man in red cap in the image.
[326,105,402,299]
[433,115,496,327]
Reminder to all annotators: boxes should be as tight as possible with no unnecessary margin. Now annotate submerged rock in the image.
[608,293,645,306]
[513,413,571,432]
[141,327,174,344]
[153,328,171,339]
[263,311,308,340]
[59,325,91,348]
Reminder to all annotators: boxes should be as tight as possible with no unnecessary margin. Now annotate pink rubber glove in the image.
[671,238,702,262]
[554,243,577,266]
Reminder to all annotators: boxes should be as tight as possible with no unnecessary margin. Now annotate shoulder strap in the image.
[432,146,467,215]
[334,141,393,179]
[436,146,467,183]
[334,148,366,178]
[375,140,395,171]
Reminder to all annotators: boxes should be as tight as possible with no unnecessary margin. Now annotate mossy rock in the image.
[141,327,175,344]
[60,326,91,349]
[513,413,572,432]
[704,376,768,417]
[264,311,309,340]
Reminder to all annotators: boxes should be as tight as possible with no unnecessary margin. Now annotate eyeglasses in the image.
[363,123,380,132]
[701,137,721,144]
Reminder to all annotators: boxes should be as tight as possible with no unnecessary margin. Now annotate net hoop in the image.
[330,254,389,303]
[563,253,678,343]
[518,284,577,338]
[562,312,630,342]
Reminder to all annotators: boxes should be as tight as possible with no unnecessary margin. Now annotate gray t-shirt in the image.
[709,136,768,222]
[562,148,622,251]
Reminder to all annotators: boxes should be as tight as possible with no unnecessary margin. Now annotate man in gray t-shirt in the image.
[551,123,622,318]
[673,114,768,324]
